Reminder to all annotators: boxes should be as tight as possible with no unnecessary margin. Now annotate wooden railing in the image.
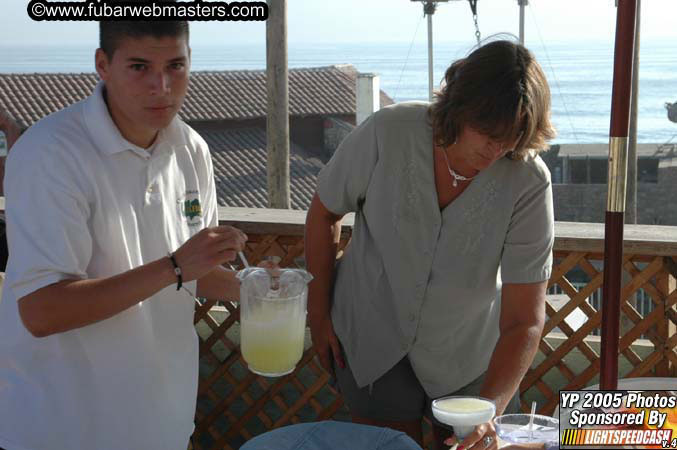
[523,222,677,415]
[2,198,672,449]
[193,208,352,450]
[190,208,677,449]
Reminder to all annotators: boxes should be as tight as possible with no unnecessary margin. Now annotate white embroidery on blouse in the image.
[461,180,498,254]
[392,151,420,231]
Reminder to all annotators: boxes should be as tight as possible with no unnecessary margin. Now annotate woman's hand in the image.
[501,444,547,450]
[444,421,498,450]
[309,314,345,376]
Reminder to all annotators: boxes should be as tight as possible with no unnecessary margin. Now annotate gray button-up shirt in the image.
[317,102,554,398]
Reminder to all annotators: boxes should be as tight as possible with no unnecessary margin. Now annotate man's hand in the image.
[173,225,247,282]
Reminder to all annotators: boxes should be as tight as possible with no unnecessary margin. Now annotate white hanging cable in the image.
[394,15,424,101]
[528,0,581,145]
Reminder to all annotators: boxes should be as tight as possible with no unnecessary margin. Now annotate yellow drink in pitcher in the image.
[241,311,306,376]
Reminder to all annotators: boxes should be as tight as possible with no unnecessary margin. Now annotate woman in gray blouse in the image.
[305,38,556,450]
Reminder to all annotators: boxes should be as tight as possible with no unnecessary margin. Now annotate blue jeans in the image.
[240,421,423,450]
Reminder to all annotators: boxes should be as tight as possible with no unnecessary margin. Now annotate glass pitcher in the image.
[237,267,313,377]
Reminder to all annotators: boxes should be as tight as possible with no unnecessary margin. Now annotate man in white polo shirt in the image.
[0,19,245,450]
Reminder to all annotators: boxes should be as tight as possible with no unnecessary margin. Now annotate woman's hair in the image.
[429,36,556,159]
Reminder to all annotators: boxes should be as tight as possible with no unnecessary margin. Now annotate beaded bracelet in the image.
[168,253,183,291]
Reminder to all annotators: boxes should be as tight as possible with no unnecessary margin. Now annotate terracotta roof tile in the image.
[198,127,323,210]
[0,66,393,129]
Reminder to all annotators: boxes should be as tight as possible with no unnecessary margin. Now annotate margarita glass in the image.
[431,396,496,441]
[493,414,559,444]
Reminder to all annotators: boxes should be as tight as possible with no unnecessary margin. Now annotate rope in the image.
[394,15,424,101]
[528,0,581,145]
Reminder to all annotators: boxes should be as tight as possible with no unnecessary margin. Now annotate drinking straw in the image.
[238,251,250,268]
[529,401,537,440]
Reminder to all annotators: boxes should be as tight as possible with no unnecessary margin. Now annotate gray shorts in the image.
[335,354,521,427]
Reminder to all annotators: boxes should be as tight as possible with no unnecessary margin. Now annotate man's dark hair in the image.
[100,7,189,59]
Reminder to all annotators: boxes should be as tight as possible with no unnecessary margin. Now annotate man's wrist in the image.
[168,253,183,291]
[157,256,180,289]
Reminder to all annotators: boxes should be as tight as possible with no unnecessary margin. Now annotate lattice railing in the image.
[192,208,353,450]
[522,251,677,416]
[191,209,677,450]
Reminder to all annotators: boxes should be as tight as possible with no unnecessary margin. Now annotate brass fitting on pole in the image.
[607,136,629,213]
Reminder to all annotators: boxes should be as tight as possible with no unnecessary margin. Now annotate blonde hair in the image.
[429,37,556,159]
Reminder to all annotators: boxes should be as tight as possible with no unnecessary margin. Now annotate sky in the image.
[1,0,676,47]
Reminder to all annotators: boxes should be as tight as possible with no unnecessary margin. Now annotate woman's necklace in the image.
[440,146,476,188]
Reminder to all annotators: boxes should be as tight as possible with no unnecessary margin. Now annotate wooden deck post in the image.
[266,0,290,209]
[656,257,677,376]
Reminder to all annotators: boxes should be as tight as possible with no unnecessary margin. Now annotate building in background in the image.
[2,70,675,224]
[0,66,392,209]
[0,66,391,270]
[541,143,677,225]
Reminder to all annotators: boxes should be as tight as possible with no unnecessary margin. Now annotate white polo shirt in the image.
[0,82,218,450]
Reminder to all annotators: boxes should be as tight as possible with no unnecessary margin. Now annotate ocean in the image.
[1,40,676,145]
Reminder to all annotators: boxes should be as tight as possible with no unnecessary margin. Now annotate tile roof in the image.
[199,126,323,210]
[0,73,98,130]
[0,66,394,129]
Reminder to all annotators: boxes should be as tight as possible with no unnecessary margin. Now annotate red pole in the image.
[600,0,638,391]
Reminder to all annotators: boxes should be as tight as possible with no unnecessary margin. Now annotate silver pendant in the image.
[440,146,474,190]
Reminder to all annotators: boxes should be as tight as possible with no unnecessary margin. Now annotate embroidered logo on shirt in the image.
[181,190,203,227]
[183,199,202,220]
